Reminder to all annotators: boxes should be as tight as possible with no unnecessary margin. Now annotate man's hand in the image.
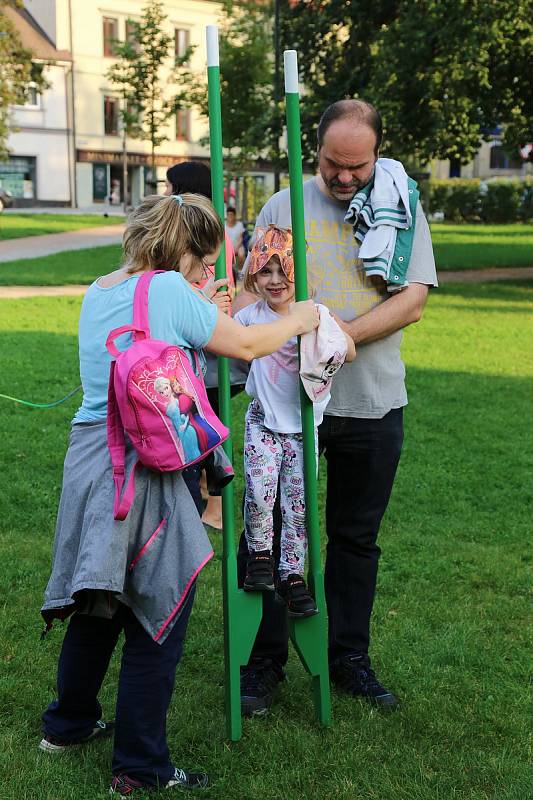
[331,283,429,345]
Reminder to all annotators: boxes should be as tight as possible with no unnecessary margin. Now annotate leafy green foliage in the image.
[283,0,532,165]
[0,0,50,158]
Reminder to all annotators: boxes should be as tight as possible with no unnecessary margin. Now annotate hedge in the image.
[428,177,533,223]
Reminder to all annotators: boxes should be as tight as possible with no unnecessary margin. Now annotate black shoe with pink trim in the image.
[109,768,209,796]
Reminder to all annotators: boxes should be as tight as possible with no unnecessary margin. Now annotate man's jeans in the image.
[237,409,404,666]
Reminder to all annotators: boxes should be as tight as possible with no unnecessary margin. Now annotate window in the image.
[489,143,522,170]
[175,109,190,141]
[104,96,119,135]
[0,156,36,199]
[103,17,118,57]
[125,19,140,52]
[26,84,41,108]
[175,28,190,61]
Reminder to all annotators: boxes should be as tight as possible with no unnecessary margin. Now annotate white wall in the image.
[7,62,72,202]
[72,0,222,157]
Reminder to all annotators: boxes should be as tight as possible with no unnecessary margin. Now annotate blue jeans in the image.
[42,586,195,786]
[238,409,404,664]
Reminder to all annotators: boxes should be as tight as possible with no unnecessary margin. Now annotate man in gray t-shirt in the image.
[239,99,438,715]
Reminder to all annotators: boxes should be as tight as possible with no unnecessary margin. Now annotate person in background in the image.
[164,161,248,528]
[225,206,246,271]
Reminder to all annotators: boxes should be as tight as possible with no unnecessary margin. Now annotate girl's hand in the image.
[288,300,320,334]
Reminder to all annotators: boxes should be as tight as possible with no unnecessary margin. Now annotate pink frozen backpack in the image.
[106,270,229,520]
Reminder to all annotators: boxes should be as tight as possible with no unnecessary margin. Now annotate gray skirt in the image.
[42,421,214,644]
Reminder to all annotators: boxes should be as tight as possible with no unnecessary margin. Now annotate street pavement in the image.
[0,225,124,263]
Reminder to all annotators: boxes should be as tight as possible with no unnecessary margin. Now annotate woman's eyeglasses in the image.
[201,257,217,278]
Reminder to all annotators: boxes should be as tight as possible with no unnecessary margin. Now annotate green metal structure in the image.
[206,29,331,741]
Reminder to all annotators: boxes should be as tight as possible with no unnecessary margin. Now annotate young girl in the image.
[235,225,355,617]
[39,196,319,796]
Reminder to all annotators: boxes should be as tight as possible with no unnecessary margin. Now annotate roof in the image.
[3,5,72,62]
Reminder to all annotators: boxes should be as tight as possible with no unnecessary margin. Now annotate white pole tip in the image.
[284,50,299,94]
[206,26,219,67]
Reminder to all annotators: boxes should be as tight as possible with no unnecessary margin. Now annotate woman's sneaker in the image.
[275,574,318,617]
[39,719,114,753]
[243,550,275,592]
[110,768,209,795]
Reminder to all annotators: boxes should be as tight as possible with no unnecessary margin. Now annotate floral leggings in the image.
[244,400,316,579]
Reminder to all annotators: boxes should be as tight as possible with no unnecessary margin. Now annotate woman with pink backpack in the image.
[39,192,319,796]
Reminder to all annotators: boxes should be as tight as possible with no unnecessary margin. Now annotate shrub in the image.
[479,179,523,223]
[429,179,481,222]
[519,177,533,222]
[429,177,532,223]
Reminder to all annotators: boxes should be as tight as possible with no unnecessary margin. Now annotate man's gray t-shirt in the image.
[253,177,438,419]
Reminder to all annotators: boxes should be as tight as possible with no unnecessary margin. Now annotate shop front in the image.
[0,156,37,204]
[76,150,205,207]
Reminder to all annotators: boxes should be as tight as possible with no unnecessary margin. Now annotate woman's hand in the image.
[204,278,234,315]
[288,300,320,334]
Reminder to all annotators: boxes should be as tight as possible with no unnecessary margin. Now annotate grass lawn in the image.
[430,223,533,270]
[0,245,122,285]
[0,213,124,240]
[0,282,531,799]
[0,225,531,286]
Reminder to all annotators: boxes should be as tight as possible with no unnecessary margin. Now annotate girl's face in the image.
[164,179,173,196]
[254,257,294,313]
[179,244,221,283]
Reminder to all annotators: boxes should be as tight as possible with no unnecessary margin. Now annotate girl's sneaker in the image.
[110,768,209,795]
[276,574,318,618]
[243,550,275,592]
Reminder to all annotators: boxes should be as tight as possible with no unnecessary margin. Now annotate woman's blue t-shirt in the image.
[74,270,218,423]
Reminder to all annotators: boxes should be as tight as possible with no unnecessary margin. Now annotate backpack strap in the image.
[132,270,166,338]
[107,361,139,520]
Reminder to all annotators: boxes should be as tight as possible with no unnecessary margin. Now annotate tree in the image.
[106,0,200,190]
[283,0,532,165]
[0,0,49,159]
[192,1,278,175]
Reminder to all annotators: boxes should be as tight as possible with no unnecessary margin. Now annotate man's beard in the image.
[323,169,375,202]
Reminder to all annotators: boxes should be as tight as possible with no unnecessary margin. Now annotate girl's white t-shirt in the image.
[234,299,329,433]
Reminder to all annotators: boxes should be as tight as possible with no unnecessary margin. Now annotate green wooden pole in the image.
[283,49,332,726]
[206,26,262,742]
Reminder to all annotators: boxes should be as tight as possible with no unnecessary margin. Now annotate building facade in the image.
[3,2,530,208]
[22,0,227,208]
[1,4,73,206]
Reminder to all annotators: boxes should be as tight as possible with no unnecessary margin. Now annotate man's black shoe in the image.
[240,658,285,717]
[330,652,399,709]
[243,550,275,592]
